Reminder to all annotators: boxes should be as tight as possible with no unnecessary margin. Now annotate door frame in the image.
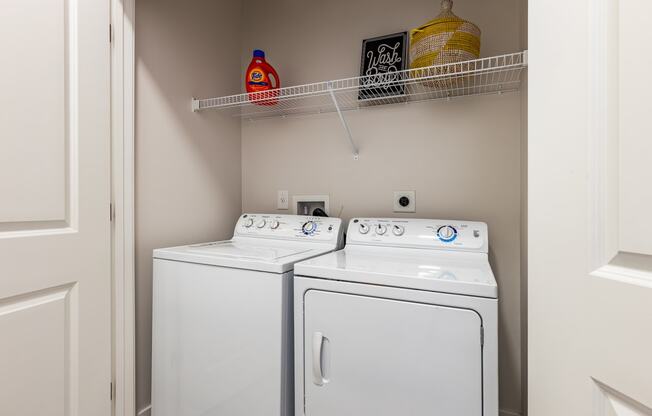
[111,0,136,415]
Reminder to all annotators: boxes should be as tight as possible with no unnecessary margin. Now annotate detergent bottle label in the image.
[248,68,269,88]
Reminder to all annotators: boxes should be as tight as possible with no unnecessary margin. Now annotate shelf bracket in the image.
[327,82,359,160]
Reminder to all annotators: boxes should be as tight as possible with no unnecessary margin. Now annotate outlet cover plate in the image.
[393,190,416,213]
[277,190,289,210]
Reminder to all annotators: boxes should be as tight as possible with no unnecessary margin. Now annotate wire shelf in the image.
[192,51,527,120]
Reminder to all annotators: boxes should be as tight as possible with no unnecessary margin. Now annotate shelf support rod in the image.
[327,82,359,160]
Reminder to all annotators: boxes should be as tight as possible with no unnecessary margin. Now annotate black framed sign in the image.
[359,32,408,100]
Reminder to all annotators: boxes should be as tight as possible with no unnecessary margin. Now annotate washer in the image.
[151,213,343,416]
[293,218,498,416]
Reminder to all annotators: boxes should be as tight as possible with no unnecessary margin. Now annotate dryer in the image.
[293,218,498,416]
[151,213,343,416]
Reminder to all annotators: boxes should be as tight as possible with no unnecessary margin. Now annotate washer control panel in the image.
[235,213,342,243]
[347,218,488,252]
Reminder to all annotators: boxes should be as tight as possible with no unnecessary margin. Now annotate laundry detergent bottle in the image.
[246,49,280,105]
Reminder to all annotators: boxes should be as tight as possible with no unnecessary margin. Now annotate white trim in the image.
[593,263,652,289]
[587,0,619,272]
[499,409,522,416]
[135,402,519,416]
[593,378,652,415]
[133,404,522,416]
[136,404,151,416]
[111,0,136,415]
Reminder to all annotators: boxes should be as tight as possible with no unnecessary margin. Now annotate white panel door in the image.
[530,0,652,414]
[0,0,111,415]
[303,290,483,416]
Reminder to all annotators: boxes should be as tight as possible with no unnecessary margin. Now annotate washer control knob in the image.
[302,221,317,235]
[437,225,458,242]
[270,220,280,230]
[392,225,405,236]
[359,223,370,234]
[244,218,254,228]
[376,224,387,235]
[256,219,266,228]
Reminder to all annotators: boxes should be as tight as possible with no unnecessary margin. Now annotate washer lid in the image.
[295,246,497,298]
[187,240,311,261]
[154,239,335,273]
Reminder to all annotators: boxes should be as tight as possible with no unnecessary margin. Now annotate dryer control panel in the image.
[235,213,343,244]
[347,218,488,253]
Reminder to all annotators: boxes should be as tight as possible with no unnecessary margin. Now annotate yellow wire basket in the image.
[409,0,481,88]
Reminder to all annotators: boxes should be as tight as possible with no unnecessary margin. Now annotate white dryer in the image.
[151,213,343,416]
[293,218,498,416]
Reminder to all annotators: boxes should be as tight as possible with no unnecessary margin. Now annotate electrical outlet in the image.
[277,190,289,210]
[393,191,416,213]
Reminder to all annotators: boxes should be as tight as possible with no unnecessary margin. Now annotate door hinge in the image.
[480,326,485,347]
[110,203,115,221]
[109,23,113,43]
[110,382,114,401]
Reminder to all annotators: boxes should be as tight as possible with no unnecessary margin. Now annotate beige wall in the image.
[135,0,242,412]
[241,0,525,413]
[135,0,526,412]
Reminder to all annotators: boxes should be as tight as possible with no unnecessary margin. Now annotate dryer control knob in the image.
[270,220,280,230]
[256,219,266,228]
[244,218,254,228]
[358,223,370,234]
[437,225,458,242]
[302,221,317,235]
[376,224,387,235]
[392,225,405,236]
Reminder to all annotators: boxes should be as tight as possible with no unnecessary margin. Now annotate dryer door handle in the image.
[312,332,325,386]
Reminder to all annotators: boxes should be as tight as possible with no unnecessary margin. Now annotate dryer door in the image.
[303,290,483,416]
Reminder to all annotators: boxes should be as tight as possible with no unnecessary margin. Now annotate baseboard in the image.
[137,402,519,416]
[136,404,151,416]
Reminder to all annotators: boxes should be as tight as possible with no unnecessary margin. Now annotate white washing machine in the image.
[293,218,498,416]
[151,213,343,416]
